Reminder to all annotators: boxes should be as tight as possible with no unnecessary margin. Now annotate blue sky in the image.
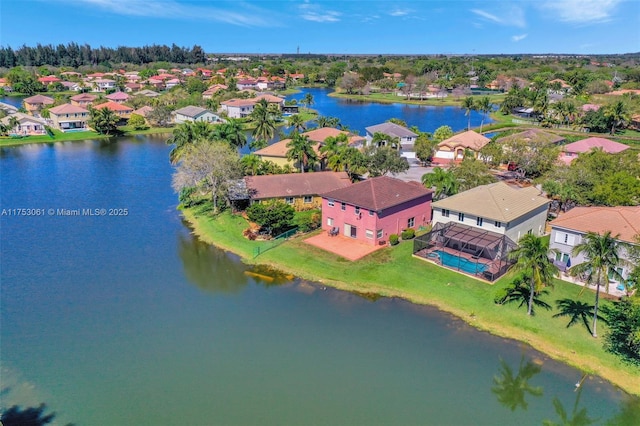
[1,0,638,54]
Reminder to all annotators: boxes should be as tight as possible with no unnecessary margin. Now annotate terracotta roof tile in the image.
[322,176,433,212]
[550,206,640,244]
[49,103,89,115]
[245,172,351,200]
[562,137,629,154]
[438,130,490,151]
[93,101,133,112]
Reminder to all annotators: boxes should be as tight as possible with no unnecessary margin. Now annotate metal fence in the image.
[253,227,298,258]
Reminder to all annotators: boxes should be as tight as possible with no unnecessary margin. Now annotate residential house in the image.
[23,94,54,116]
[237,78,259,91]
[93,101,133,120]
[70,93,97,107]
[60,81,81,91]
[48,103,89,131]
[320,176,433,245]
[38,76,61,85]
[365,122,418,148]
[581,104,601,112]
[0,112,47,135]
[240,171,352,211]
[0,78,9,88]
[92,78,117,92]
[432,130,490,164]
[165,78,181,89]
[132,106,153,118]
[147,78,165,89]
[220,98,256,118]
[254,127,365,170]
[135,89,160,98]
[431,181,550,243]
[0,102,19,114]
[105,92,130,103]
[549,206,639,287]
[173,106,221,124]
[124,83,143,92]
[202,84,228,99]
[495,129,566,146]
[558,137,630,164]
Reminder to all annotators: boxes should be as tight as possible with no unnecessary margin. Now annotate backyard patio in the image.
[305,231,385,261]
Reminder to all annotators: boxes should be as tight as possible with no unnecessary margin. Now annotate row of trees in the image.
[0,43,206,68]
[500,231,639,365]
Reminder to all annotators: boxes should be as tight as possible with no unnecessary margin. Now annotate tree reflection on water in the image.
[492,356,544,411]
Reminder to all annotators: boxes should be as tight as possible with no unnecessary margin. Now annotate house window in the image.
[408,217,415,228]
[327,217,334,226]
[495,221,502,228]
[328,199,334,207]
[527,229,533,235]
[458,212,464,222]
[303,196,313,204]
[377,229,384,239]
[365,229,374,239]
[442,209,450,217]
[341,202,346,211]
[476,217,483,226]
[369,210,374,217]
[355,207,360,215]
[285,197,294,204]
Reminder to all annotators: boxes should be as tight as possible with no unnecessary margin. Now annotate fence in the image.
[253,227,298,258]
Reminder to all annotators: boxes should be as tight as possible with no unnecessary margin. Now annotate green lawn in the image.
[184,207,640,396]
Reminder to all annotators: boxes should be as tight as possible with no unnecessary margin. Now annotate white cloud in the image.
[298,1,341,23]
[540,0,622,23]
[390,9,411,17]
[54,0,273,26]
[512,34,528,42]
[471,5,526,28]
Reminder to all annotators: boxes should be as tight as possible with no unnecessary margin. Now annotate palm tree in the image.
[8,116,20,133]
[251,100,276,144]
[286,132,317,173]
[496,273,553,315]
[492,357,543,411]
[508,234,559,316]
[315,115,340,128]
[421,167,459,200]
[303,92,314,110]
[240,153,262,176]
[286,114,306,133]
[371,132,399,150]
[553,299,604,335]
[214,118,247,148]
[476,96,491,133]
[604,100,630,135]
[569,231,623,338]
[462,96,475,130]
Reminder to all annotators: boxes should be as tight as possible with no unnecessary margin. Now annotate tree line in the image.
[0,43,206,68]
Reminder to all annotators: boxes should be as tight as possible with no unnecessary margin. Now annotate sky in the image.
[1,0,639,54]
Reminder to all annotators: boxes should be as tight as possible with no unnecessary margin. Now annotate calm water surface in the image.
[1,145,637,423]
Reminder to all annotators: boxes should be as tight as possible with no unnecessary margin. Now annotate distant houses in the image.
[558,137,630,164]
[23,94,54,116]
[173,106,221,124]
[0,112,47,135]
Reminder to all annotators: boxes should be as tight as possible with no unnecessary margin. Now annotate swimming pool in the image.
[431,250,487,274]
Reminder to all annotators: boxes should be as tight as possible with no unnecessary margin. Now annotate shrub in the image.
[293,209,321,232]
[246,200,295,236]
[389,234,399,245]
[401,228,415,240]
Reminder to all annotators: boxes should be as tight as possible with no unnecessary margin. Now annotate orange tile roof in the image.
[24,94,54,105]
[49,103,89,115]
[438,130,490,151]
[255,128,364,158]
[93,101,133,112]
[550,206,640,244]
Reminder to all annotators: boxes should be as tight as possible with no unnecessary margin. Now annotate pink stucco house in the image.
[320,176,433,245]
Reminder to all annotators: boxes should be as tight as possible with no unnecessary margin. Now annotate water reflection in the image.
[178,231,250,294]
[177,229,292,294]
[492,356,544,411]
[543,382,597,426]
[606,396,640,425]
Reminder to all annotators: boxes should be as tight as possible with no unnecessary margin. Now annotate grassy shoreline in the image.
[181,207,640,396]
[0,127,174,147]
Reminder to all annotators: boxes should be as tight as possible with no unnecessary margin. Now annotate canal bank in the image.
[182,207,640,396]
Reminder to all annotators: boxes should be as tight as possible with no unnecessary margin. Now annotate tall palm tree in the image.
[508,234,559,316]
[569,231,623,338]
[421,167,459,200]
[604,100,630,135]
[251,100,276,144]
[303,92,314,110]
[462,96,475,130]
[8,116,20,133]
[214,118,247,148]
[286,114,306,133]
[476,96,491,133]
[286,132,317,173]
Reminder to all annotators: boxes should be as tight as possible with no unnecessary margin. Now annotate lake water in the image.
[286,88,491,135]
[1,137,637,425]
